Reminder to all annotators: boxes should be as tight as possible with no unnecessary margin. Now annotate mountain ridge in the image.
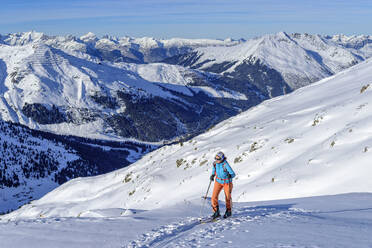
[0,41,262,143]
[1,31,372,216]
[1,31,369,144]
[164,31,372,91]
[5,56,372,219]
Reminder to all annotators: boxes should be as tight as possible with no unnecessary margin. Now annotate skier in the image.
[210,151,236,219]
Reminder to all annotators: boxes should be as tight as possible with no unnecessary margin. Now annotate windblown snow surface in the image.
[1,58,372,247]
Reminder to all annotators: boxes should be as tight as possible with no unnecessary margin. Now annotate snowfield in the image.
[1,193,371,247]
[1,53,372,247]
[1,31,371,143]
[0,41,250,142]
[182,32,372,89]
[5,57,372,219]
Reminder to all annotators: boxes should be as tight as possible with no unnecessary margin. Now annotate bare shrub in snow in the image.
[199,160,208,166]
[312,114,323,126]
[234,156,243,164]
[124,172,132,183]
[285,138,295,143]
[176,159,185,168]
[360,84,369,94]
[250,142,259,152]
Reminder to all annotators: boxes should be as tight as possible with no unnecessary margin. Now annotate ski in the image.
[198,216,221,224]
[198,213,233,224]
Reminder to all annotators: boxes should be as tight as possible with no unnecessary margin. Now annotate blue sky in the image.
[1,0,372,39]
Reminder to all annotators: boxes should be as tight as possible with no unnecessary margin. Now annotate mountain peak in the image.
[80,32,98,42]
[4,31,47,45]
[5,57,372,220]
[277,31,289,36]
[275,31,292,39]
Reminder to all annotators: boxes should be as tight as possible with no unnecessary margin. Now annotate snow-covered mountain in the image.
[5,54,372,220]
[0,35,262,212]
[164,32,372,96]
[1,31,371,144]
[0,40,263,143]
[0,31,243,63]
[0,120,154,213]
[1,31,372,217]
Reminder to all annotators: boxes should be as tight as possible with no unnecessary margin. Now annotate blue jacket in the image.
[212,160,236,184]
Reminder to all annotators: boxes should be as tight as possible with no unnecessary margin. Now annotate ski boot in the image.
[223,209,232,219]
[211,207,220,219]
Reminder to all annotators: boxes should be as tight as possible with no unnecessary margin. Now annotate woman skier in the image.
[210,151,236,219]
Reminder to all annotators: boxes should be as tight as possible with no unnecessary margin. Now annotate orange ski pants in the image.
[211,181,233,212]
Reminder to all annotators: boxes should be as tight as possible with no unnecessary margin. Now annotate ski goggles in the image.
[215,156,222,160]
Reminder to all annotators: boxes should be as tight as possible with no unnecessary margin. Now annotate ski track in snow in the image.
[125,213,252,248]
[124,204,332,248]
[1,194,372,247]
[123,196,372,248]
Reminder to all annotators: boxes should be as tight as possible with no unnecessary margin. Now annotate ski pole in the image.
[199,179,212,219]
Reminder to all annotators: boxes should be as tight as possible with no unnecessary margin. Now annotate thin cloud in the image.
[0,0,371,38]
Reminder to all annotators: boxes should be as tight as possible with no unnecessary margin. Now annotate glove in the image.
[210,174,215,181]
[227,174,232,179]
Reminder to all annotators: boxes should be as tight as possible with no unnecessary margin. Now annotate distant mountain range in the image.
[1,31,371,142]
[0,31,371,212]
[0,32,263,143]
[5,53,372,220]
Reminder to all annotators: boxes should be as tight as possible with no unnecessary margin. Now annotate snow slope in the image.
[1,31,371,142]
[183,32,372,90]
[0,120,78,213]
[5,56,372,220]
[1,193,371,247]
[0,42,253,142]
[3,31,372,96]
[0,119,154,213]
